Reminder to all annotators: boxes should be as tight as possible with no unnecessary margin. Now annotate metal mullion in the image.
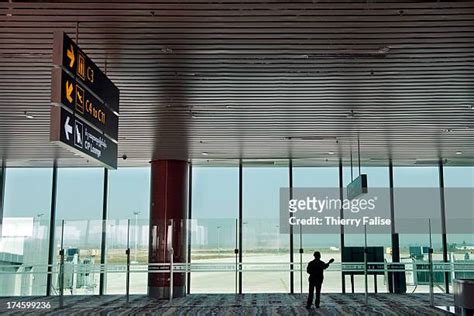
[238,159,243,294]
[289,159,294,294]
[438,159,449,294]
[187,162,192,295]
[46,161,58,296]
[99,168,109,295]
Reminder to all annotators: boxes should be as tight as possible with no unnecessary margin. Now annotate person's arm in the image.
[324,258,335,269]
[307,262,311,274]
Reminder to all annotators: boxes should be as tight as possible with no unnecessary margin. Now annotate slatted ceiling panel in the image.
[0,1,474,168]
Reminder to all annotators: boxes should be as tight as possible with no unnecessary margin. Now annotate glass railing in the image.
[0,217,473,305]
[0,261,473,297]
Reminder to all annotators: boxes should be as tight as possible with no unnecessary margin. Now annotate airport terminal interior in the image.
[1,0,474,315]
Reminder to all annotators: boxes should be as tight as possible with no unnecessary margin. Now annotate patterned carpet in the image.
[0,293,454,315]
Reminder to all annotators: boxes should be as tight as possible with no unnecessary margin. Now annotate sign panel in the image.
[347,174,368,200]
[53,31,120,113]
[50,106,118,169]
[51,68,118,141]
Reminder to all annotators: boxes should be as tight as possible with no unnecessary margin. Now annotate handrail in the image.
[1,260,473,274]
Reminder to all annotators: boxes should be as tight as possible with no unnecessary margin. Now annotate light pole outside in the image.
[132,211,140,263]
[276,225,279,256]
[35,213,44,237]
[36,213,44,260]
[217,226,221,256]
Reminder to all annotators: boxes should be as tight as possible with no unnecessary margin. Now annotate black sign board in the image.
[50,106,117,169]
[53,31,119,113]
[51,68,118,141]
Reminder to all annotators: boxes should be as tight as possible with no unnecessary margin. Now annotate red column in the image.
[148,160,188,298]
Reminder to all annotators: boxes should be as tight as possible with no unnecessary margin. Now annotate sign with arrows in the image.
[50,31,119,169]
[53,32,120,113]
[50,106,118,169]
[51,68,118,141]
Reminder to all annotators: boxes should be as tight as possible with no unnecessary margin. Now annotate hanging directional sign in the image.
[51,68,118,141]
[52,31,120,113]
[50,31,119,169]
[50,106,118,169]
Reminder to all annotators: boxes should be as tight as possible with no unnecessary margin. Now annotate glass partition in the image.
[189,219,237,293]
[105,219,128,294]
[55,220,103,295]
[0,218,473,297]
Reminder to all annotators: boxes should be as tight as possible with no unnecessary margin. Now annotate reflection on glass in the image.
[1,168,52,296]
[54,220,103,295]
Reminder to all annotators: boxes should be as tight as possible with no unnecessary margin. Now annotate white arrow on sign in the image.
[64,116,73,141]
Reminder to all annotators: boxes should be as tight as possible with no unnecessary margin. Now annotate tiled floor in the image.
[0,293,454,315]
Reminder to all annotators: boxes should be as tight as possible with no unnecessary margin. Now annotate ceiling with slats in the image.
[1,0,473,167]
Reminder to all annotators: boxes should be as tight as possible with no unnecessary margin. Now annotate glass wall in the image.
[292,165,340,293]
[0,162,473,297]
[1,168,53,296]
[190,165,238,293]
[242,161,289,293]
[106,167,150,294]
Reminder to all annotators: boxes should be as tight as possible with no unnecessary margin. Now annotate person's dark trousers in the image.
[307,279,323,307]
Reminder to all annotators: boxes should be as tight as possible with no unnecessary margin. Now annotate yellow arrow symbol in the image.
[65,80,73,103]
[66,44,75,68]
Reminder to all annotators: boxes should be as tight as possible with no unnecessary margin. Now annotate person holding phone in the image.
[306,251,335,309]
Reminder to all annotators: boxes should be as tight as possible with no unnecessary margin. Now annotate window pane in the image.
[242,162,289,293]
[443,166,474,291]
[292,166,341,294]
[106,167,150,294]
[1,168,52,296]
[343,166,390,293]
[54,168,104,295]
[393,166,443,293]
[444,167,474,245]
[56,168,104,221]
[190,166,238,293]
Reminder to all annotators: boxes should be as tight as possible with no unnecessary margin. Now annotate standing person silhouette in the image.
[306,251,334,309]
